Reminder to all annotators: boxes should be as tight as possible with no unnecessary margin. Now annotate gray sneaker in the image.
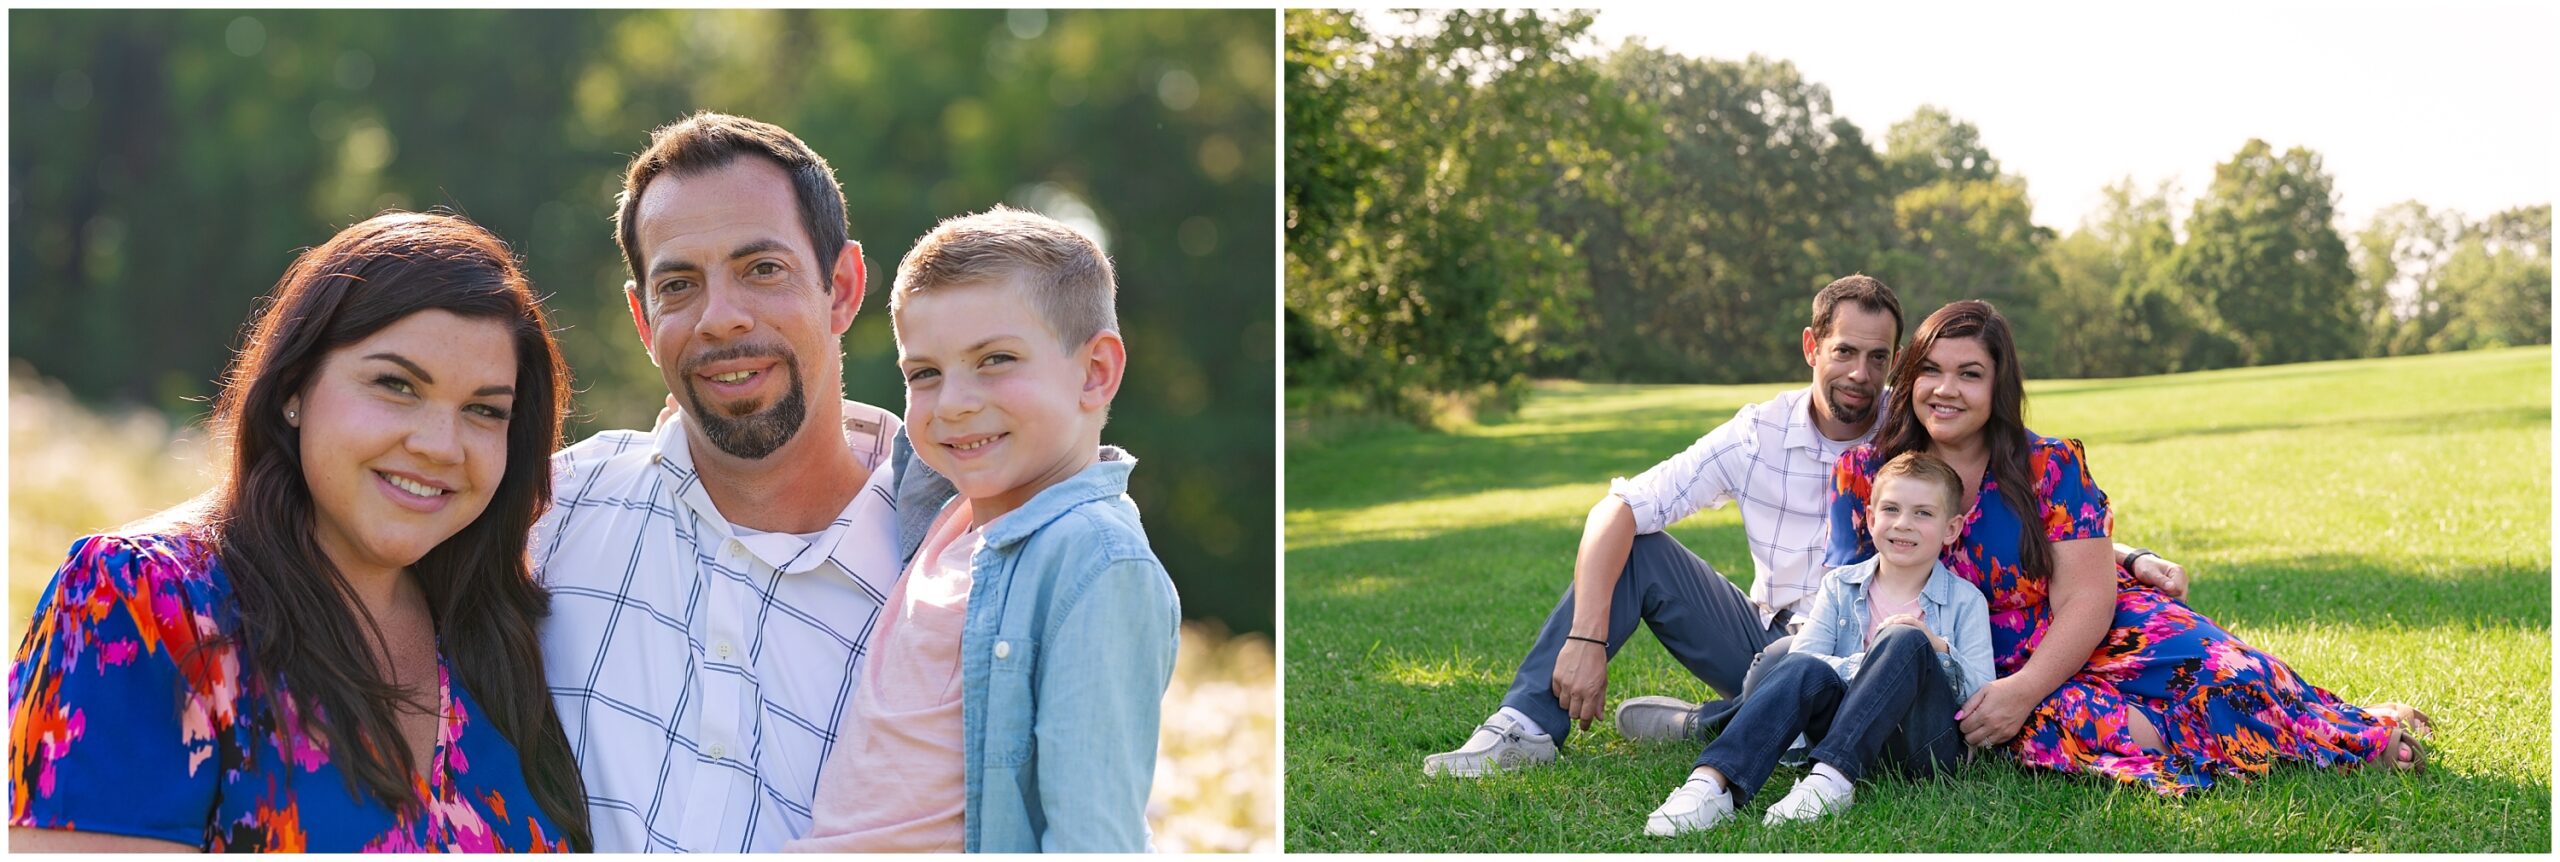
[1422,711,1557,777]
[1613,696,1703,742]
[1777,732,1813,767]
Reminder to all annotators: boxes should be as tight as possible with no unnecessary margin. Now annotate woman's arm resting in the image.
[1959,536,2115,746]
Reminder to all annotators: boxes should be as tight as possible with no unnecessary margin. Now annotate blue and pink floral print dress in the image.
[10,533,566,851]
[1829,436,2400,795]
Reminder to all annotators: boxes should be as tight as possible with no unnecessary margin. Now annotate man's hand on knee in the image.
[1551,639,1610,731]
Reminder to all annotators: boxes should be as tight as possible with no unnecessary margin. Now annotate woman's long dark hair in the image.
[1871,299,2048,582]
[200,211,589,849]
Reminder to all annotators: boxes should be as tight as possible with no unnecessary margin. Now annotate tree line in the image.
[1285,10,2551,420]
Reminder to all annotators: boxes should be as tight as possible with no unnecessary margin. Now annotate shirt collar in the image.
[648,399,900,574]
[978,446,1138,550]
[1838,556,1962,606]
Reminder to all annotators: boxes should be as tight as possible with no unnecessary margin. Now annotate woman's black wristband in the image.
[1565,635,1607,648]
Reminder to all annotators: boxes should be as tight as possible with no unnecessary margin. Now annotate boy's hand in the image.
[1878,613,1949,653]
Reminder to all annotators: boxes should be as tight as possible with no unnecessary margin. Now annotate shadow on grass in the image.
[2171,551,2550,632]
[2074,405,2550,448]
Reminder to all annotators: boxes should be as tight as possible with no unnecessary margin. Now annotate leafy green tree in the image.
[1868,108,2054,368]
[2432,204,2552,351]
[2171,139,2359,365]
[1283,9,1630,416]
[1882,104,1999,187]
[2351,201,2464,355]
[1541,45,1891,383]
[2040,179,2234,377]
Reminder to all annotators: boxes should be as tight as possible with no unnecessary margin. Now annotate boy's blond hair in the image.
[890,205,1118,348]
[1876,450,1963,513]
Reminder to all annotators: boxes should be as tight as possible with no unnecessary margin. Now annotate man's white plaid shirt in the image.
[532,401,902,852]
[1607,386,1873,629]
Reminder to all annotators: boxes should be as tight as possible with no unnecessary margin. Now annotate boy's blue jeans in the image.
[1692,625,1969,804]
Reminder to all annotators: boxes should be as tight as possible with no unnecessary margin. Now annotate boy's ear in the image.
[1937,507,1966,548]
[1078,329,1127,413]
[625,280,656,363]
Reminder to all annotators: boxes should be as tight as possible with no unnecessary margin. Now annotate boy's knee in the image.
[1873,623,1933,655]
[1761,650,1832,682]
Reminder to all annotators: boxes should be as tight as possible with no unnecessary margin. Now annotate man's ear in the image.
[828,240,866,335]
[1079,329,1127,413]
[1802,325,1820,368]
[625,280,656,364]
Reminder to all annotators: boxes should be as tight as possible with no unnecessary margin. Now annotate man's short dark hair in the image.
[613,112,849,309]
[1811,273,1904,346]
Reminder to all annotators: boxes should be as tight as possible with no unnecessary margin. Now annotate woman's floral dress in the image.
[9,533,568,850]
[1828,436,2399,794]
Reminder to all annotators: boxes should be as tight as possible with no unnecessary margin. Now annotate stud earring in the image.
[287,410,298,423]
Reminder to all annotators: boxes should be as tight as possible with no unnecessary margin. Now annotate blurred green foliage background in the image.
[9,8,1275,634]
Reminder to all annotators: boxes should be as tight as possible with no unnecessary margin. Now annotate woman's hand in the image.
[1955,676,2038,747]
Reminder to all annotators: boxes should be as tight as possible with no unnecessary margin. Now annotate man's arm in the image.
[2114,541,2188,599]
[1553,401,1761,729]
[1551,496,1637,730]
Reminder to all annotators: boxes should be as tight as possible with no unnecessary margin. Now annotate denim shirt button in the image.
[994,640,1011,659]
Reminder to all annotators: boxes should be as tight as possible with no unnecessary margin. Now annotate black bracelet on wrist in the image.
[1565,635,1607,647]
[2123,547,2157,570]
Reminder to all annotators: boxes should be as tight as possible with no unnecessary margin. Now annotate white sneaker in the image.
[1762,772,1854,824]
[1422,711,1557,778]
[1643,776,1736,836]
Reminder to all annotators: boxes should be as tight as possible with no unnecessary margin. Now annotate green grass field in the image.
[1284,346,2551,852]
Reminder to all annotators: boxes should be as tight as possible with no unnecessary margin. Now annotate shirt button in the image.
[726,539,746,557]
[707,742,726,760]
[994,640,1011,659]
[715,640,733,659]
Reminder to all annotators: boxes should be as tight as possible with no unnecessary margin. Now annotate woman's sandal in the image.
[2365,702,2433,773]
[2379,727,2427,773]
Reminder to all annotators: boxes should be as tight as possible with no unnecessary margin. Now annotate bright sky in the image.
[1582,1,2556,234]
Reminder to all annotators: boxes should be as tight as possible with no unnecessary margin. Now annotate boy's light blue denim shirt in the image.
[1788,555,1994,703]
[911,444,1181,853]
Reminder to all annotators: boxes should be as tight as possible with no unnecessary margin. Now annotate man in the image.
[1423,275,2189,776]
[529,112,952,851]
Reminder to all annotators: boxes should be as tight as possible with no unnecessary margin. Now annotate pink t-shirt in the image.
[786,499,981,852]
[1864,587,1924,648]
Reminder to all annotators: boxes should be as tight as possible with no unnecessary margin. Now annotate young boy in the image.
[787,206,1180,853]
[1644,450,1993,834]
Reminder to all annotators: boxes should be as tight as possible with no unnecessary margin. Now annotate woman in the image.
[9,212,590,850]
[1825,299,2428,795]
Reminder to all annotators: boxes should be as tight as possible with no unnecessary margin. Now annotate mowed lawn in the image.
[1284,346,2551,852]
